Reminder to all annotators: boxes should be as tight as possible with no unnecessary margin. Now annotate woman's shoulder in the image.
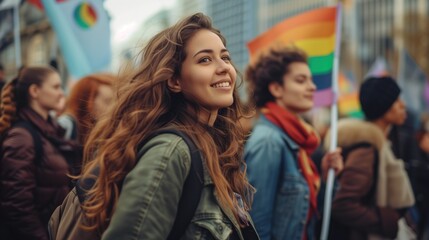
[142,132,192,151]
[250,121,284,141]
[3,124,34,147]
[136,132,193,170]
[247,119,295,152]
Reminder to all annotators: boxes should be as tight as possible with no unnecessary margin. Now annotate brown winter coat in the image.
[0,108,75,240]
[324,119,413,240]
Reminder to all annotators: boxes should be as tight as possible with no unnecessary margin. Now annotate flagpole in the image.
[13,1,21,68]
[320,3,342,240]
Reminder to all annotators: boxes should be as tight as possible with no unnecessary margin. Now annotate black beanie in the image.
[359,76,401,120]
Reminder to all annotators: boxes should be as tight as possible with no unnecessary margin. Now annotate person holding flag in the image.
[244,46,343,240]
[325,76,415,239]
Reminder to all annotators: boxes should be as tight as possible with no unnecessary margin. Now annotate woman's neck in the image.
[371,118,392,137]
[29,102,49,120]
[197,107,218,127]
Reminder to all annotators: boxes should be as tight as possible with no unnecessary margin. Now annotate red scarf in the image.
[263,102,321,221]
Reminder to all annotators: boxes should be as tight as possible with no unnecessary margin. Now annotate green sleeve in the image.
[102,134,191,240]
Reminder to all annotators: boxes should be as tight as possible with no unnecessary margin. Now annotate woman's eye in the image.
[296,78,305,83]
[198,57,211,63]
[222,56,231,62]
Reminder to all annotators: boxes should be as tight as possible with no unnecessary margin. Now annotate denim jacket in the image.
[102,133,259,240]
[245,116,316,240]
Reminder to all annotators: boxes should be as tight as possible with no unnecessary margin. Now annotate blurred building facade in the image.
[0,2,68,82]
[114,0,207,71]
[115,9,172,70]
[258,0,328,32]
[173,0,207,20]
[343,0,429,82]
[3,0,428,93]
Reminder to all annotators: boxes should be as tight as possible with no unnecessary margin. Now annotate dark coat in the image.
[324,119,405,240]
[0,108,75,240]
[330,144,401,240]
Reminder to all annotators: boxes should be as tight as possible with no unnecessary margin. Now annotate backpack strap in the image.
[13,121,44,166]
[153,130,203,240]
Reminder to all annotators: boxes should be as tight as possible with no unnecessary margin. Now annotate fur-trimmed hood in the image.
[324,118,415,209]
[324,118,385,151]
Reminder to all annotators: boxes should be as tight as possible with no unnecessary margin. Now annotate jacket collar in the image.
[324,118,385,151]
[257,115,300,151]
[18,107,65,138]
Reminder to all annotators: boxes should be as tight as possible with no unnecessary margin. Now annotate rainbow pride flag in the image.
[247,5,341,107]
[338,73,363,118]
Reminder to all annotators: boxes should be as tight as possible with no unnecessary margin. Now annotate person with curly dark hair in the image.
[244,47,343,240]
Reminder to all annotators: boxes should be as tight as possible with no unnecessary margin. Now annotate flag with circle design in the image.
[41,0,111,78]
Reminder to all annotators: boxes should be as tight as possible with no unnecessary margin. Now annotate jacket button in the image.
[301,220,306,225]
[217,224,223,232]
[304,195,309,200]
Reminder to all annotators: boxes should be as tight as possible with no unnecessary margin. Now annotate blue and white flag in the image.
[41,0,112,78]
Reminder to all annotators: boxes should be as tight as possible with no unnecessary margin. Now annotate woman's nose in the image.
[216,60,230,74]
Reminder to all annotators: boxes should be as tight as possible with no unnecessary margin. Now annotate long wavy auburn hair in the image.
[0,66,57,133]
[80,13,254,232]
[63,73,114,144]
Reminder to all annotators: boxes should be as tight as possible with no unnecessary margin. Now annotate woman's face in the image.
[269,62,316,114]
[176,29,236,112]
[382,98,407,125]
[92,84,114,120]
[34,72,64,112]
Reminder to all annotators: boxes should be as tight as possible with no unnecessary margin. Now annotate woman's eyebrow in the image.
[193,48,229,57]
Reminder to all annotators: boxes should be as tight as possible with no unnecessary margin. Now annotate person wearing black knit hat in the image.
[324,75,415,239]
[359,76,406,125]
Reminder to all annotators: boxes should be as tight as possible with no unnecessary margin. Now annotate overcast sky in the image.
[104,0,176,45]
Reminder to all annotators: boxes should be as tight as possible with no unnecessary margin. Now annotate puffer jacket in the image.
[0,108,75,240]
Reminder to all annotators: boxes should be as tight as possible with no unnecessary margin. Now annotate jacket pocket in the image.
[194,218,233,240]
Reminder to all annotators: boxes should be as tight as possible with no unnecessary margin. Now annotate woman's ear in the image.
[167,78,182,93]
[268,82,283,98]
[28,84,39,99]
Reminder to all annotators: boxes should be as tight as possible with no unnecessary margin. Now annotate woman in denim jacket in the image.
[244,47,343,240]
[77,13,259,240]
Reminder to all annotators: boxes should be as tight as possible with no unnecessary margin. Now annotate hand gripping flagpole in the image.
[320,3,342,240]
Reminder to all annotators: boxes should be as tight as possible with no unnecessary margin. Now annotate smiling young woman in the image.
[75,13,259,240]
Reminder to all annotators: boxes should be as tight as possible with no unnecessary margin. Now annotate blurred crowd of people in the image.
[0,12,428,240]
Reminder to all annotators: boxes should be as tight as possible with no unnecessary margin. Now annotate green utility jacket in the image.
[101,133,259,240]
